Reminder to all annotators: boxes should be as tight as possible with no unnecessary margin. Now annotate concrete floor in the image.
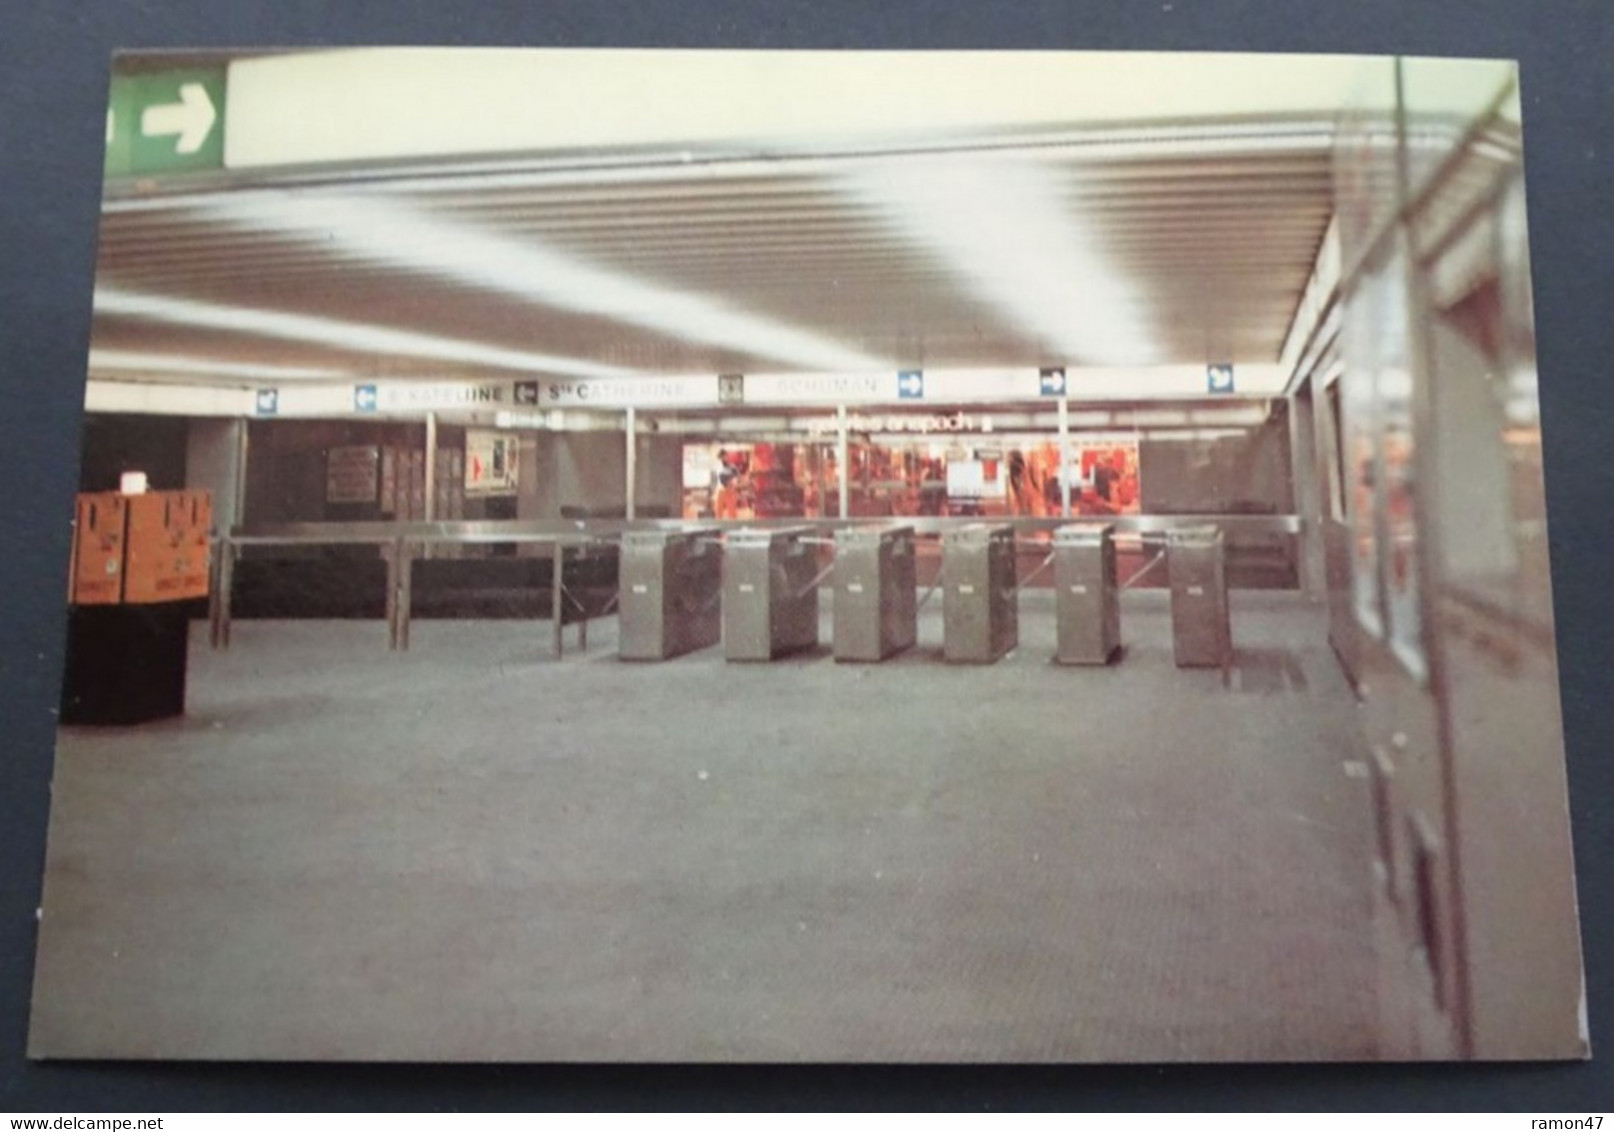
[29,589,1383,1062]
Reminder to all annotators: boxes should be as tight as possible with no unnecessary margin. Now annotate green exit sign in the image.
[105,67,227,179]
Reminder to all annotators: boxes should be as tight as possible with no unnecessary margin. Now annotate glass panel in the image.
[1375,248,1425,682]
[1498,173,1553,628]
[1342,257,1389,639]
[1325,377,1347,521]
[1332,56,1400,272]
[1400,57,1518,213]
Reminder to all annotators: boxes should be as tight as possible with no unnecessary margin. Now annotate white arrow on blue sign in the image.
[354,384,378,411]
[1207,364,1235,394]
[1039,368,1067,396]
[897,370,925,399]
[255,388,278,415]
[514,381,540,406]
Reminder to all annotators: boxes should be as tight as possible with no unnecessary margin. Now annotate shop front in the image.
[676,410,1142,525]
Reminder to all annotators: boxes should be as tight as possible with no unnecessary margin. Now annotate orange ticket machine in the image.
[68,492,130,605]
[123,490,213,604]
[61,489,212,725]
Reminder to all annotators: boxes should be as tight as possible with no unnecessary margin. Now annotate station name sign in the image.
[239,364,1278,420]
[746,373,885,404]
[541,376,719,407]
[373,382,510,411]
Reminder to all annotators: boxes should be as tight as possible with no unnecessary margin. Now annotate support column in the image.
[1287,386,1326,599]
[233,418,249,529]
[625,406,637,520]
[423,412,438,522]
[1057,396,1072,518]
[184,417,249,534]
[836,404,849,520]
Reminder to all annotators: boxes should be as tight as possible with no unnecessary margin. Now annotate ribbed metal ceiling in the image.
[89,123,1337,387]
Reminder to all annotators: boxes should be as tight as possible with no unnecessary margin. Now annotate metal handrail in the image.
[226,513,1301,544]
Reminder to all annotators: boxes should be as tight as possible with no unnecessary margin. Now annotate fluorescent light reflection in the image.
[93,288,642,380]
[199,194,890,374]
[88,349,349,382]
[843,155,1162,366]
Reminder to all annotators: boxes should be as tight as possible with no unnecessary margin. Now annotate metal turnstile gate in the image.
[1167,525,1232,669]
[943,524,1018,663]
[618,527,723,660]
[723,526,821,661]
[833,524,917,662]
[1053,522,1121,665]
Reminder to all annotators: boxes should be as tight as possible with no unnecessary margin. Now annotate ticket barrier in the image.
[723,526,820,661]
[833,524,917,662]
[942,524,1018,663]
[1167,525,1232,670]
[1053,522,1121,665]
[618,527,723,660]
[61,489,211,724]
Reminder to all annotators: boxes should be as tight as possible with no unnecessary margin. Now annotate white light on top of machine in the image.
[93,287,641,381]
[199,194,890,375]
[843,154,1160,367]
[119,471,149,495]
[88,349,351,382]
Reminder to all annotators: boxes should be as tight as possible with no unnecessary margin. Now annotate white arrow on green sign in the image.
[105,68,226,178]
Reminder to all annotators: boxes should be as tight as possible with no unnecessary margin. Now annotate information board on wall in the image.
[325,445,380,505]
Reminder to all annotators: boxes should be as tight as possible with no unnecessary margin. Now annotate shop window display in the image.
[680,435,1140,521]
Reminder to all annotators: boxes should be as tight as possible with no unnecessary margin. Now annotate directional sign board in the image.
[513,381,541,406]
[105,68,226,178]
[254,388,278,415]
[897,370,925,400]
[1039,368,1068,397]
[1207,363,1236,394]
[354,384,379,412]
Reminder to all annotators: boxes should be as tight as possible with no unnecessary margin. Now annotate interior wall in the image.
[516,432,557,521]
[243,419,422,526]
[634,433,683,518]
[77,414,189,494]
[1137,412,1295,515]
[555,432,627,517]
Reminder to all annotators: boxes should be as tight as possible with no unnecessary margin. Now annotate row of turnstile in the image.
[619,522,1232,669]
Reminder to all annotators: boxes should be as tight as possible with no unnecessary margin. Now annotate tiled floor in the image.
[29,589,1382,1061]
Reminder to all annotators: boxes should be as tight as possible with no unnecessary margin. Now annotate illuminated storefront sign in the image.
[802,411,994,435]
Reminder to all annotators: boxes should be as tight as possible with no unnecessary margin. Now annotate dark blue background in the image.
[3,0,1612,1111]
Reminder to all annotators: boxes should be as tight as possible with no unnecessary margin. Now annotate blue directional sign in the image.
[255,388,278,415]
[354,384,378,412]
[1039,367,1068,397]
[1207,364,1235,394]
[897,370,925,400]
[514,381,540,406]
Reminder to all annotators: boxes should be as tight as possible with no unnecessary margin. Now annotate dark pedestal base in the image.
[60,603,192,725]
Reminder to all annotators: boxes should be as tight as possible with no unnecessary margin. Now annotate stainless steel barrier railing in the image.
[211,527,616,658]
[209,514,1302,660]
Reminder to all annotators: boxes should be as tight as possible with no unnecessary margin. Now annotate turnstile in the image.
[723,526,820,661]
[943,524,1018,663]
[833,524,917,662]
[618,527,723,660]
[1053,522,1121,665]
[1167,525,1232,669]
